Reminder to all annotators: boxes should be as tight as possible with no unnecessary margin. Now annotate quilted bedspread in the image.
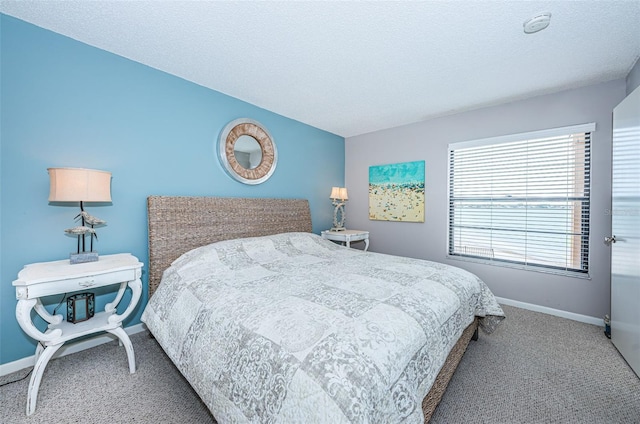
[142,232,504,423]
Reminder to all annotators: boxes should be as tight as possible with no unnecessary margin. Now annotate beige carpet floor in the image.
[1,305,639,423]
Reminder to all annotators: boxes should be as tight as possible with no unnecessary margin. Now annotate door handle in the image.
[604,235,617,245]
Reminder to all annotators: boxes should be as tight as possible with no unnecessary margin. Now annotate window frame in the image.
[446,123,595,278]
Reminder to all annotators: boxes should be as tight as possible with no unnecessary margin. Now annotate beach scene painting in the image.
[369,160,425,222]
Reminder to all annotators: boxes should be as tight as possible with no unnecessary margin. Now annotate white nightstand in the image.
[12,253,143,416]
[321,229,370,251]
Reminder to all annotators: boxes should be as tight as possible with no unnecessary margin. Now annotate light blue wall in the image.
[0,15,344,365]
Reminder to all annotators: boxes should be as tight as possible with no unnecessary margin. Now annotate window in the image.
[448,123,594,276]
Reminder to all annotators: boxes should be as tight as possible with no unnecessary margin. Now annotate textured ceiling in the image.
[2,1,639,137]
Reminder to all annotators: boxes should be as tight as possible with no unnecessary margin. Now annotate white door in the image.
[610,85,640,377]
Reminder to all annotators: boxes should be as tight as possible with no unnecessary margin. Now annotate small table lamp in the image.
[330,186,348,231]
[48,168,112,264]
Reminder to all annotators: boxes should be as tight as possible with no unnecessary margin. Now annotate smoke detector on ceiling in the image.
[523,12,551,34]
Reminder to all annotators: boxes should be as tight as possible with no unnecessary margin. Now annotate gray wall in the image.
[345,79,627,319]
[627,57,640,94]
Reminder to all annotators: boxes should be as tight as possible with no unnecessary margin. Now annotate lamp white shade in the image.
[48,168,112,202]
[330,187,348,201]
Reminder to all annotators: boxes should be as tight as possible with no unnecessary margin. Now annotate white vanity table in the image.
[12,253,143,415]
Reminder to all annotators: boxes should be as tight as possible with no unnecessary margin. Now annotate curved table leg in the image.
[16,299,62,343]
[107,279,142,326]
[34,342,44,363]
[33,298,63,325]
[27,343,63,416]
[106,326,136,373]
[363,238,369,251]
[105,282,127,313]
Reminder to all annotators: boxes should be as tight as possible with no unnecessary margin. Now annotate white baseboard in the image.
[496,297,604,327]
[0,323,148,377]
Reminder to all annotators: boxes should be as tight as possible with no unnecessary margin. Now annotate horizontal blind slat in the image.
[448,128,591,274]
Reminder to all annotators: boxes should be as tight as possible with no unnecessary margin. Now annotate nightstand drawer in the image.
[17,268,138,300]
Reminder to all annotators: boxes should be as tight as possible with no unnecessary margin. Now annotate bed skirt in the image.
[422,318,478,422]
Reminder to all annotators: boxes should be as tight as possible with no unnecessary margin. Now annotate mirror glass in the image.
[234,135,263,169]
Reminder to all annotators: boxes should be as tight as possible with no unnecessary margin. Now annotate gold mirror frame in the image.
[218,118,278,185]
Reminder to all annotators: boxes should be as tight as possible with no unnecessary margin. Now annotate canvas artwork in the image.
[369,160,425,222]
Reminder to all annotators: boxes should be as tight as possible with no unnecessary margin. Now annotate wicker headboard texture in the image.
[147,196,312,298]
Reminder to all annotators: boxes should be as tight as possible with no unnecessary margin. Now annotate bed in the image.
[141,195,504,423]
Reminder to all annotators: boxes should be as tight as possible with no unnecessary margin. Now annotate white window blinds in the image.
[448,123,594,275]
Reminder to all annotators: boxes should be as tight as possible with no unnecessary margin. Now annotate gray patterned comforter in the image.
[142,232,504,423]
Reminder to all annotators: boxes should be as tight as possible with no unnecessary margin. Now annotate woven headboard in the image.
[147,196,312,298]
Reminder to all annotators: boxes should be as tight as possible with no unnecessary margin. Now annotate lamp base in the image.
[330,227,346,231]
[70,251,99,264]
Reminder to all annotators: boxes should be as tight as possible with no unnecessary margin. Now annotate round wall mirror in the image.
[218,118,277,184]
